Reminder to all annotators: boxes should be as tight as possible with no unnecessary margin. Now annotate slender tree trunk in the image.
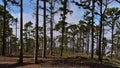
[19,0,23,63]
[50,0,53,56]
[8,37,11,55]
[116,37,119,56]
[42,0,47,58]
[60,0,67,56]
[81,32,84,53]
[15,19,18,54]
[72,35,75,53]
[28,31,30,52]
[80,32,82,53]
[25,32,28,52]
[96,29,99,55]
[82,32,85,53]
[86,34,90,55]
[111,23,114,59]
[76,34,79,52]
[2,0,7,56]
[16,20,18,38]
[102,23,104,59]
[34,0,39,64]
[61,26,64,56]
[98,0,103,63]
[65,31,68,52]
[91,0,95,59]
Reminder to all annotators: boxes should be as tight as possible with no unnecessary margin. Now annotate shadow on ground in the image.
[0,56,119,68]
[0,63,33,68]
[37,56,119,68]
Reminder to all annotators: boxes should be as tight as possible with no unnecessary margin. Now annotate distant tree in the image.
[54,20,67,56]
[94,25,99,55]
[96,0,113,63]
[72,0,95,59]
[60,0,68,56]
[114,22,120,56]
[1,0,19,57]
[104,7,120,59]
[24,21,33,52]
[67,24,79,53]
[38,26,43,49]
[0,4,16,56]
[48,0,59,56]
[102,37,107,56]
[2,0,7,56]
[39,0,59,56]
[85,23,91,54]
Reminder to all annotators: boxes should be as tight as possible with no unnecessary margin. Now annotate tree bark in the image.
[60,0,68,56]
[2,0,7,56]
[111,22,114,59]
[86,33,90,55]
[98,0,103,63]
[91,0,95,59]
[42,0,47,58]
[34,0,39,64]
[50,0,53,56]
[19,0,23,63]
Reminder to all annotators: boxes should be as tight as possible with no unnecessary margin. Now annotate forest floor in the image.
[0,55,120,68]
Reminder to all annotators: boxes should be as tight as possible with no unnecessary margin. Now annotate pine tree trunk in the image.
[34,0,39,64]
[42,0,47,58]
[73,35,75,53]
[91,0,95,59]
[86,34,90,55]
[60,0,68,56]
[111,23,114,59]
[19,0,23,63]
[25,32,28,52]
[102,23,105,59]
[96,29,99,55]
[50,0,53,56]
[2,0,7,56]
[98,0,103,63]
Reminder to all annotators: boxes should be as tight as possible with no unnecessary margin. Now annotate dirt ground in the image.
[0,56,119,68]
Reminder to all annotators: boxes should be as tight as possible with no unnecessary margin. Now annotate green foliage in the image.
[72,0,91,9]
[104,7,120,26]
[54,20,67,31]
[0,5,15,45]
[6,0,19,6]
[67,24,79,36]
